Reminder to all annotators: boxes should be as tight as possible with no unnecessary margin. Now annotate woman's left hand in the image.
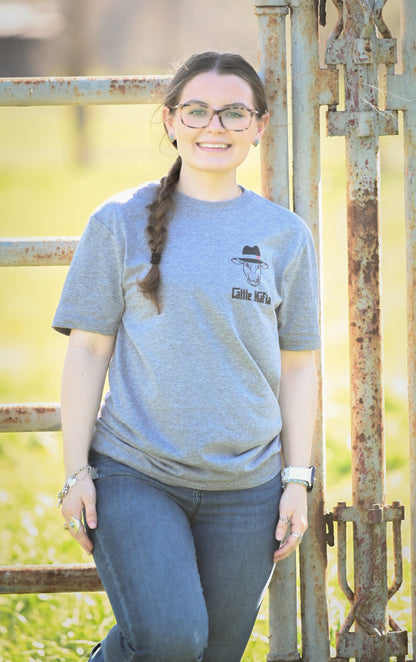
[273,482,308,562]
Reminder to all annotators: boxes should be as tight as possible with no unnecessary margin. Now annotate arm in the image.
[273,349,318,562]
[60,329,116,554]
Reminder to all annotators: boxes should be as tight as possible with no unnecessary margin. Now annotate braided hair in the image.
[137,51,268,312]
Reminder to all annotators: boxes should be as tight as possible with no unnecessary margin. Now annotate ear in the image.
[163,106,175,140]
[254,111,270,144]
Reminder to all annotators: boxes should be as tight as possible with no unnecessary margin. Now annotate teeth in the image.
[198,143,229,149]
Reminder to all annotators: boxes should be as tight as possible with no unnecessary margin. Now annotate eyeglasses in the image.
[172,102,260,131]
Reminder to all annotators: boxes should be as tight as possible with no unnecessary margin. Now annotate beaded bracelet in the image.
[57,464,98,507]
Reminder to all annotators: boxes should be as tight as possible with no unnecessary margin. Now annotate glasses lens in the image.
[180,104,212,128]
[180,104,253,130]
[220,106,253,130]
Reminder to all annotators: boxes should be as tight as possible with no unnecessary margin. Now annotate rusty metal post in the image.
[344,9,388,655]
[325,1,403,659]
[255,0,290,208]
[255,3,300,660]
[290,1,330,659]
[400,1,416,656]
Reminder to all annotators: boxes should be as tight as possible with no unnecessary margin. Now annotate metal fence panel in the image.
[1,1,415,660]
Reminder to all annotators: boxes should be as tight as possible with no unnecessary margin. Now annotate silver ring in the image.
[292,532,303,543]
[280,514,291,524]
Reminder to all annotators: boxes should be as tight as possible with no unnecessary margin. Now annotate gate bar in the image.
[0,564,102,594]
[255,3,300,660]
[0,238,78,267]
[325,0,396,658]
[0,404,61,432]
[400,0,416,656]
[291,1,330,659]
[0,76,170,106]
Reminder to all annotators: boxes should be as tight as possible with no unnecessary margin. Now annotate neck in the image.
[176,164,241,202]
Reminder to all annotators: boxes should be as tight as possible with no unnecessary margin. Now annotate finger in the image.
[275,514,291,541]
[273,537,297,562]
[77,527,94,555]
[83,495,98,530]
[63,515,94,555]
[273,531,304,562]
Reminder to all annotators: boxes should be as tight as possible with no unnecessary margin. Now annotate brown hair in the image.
[138,51,268,312]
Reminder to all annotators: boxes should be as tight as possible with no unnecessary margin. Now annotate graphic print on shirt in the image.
[231,245,271,305]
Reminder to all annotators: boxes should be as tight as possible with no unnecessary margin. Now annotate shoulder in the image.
[92,180,159,222]
[244,189,313,240]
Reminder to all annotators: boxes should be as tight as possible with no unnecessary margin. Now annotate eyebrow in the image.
[180,99,251,109]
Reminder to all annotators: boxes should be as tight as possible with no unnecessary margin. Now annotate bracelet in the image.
[57,464,98,507]
[283,478,309,488]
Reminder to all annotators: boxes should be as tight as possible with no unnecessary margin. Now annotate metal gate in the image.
[0,1,415,660]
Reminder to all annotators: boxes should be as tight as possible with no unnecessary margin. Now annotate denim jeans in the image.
[88,451,282,662]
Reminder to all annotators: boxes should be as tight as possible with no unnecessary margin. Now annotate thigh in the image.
[193,474,282,662]
[88,456,208,661]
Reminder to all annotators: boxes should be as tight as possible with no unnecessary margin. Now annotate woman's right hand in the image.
[61,476,97,555]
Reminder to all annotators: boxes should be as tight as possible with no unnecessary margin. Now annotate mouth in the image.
[196,142,231,150]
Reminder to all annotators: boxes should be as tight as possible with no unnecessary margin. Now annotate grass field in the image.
[0,104,412,661]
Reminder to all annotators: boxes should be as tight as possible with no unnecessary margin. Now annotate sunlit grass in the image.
[0,105,412,660]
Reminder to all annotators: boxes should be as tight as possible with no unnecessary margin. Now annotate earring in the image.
[253,137,260,147]
[169,133,175,143]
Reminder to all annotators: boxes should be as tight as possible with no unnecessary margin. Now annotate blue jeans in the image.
[88,452,282,662]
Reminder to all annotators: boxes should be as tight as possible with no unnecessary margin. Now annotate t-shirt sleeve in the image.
[52,215,125,336]
[277,230,321,351]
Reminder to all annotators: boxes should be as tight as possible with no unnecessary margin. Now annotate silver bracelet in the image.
[283,478,309,488]
[57,464,98,507]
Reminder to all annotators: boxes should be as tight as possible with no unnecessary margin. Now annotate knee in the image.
[126,618,208,662]
[152,626,207,662]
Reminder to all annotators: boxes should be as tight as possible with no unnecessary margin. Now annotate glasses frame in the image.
[171,102,260,132]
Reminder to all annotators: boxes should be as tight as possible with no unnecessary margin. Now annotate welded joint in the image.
[325,37,396,66]
[254,0,290,9]
[335,629,408,659]
[332,502,404,524]
[318,68,339,107]
[325,511,335,547]
[384,73,416,112]
[254,0,299,7]
[327,108,398,137]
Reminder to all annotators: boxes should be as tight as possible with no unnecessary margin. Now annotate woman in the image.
[54,51,320,662]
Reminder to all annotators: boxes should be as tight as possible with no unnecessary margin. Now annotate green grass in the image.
[0,105,413,661]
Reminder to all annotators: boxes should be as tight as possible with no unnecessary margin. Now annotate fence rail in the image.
[0,564,102,594]
[0,404,61,432]
[0,76,170,106]
[0,238,78,267]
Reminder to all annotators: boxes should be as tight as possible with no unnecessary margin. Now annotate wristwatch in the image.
[281,466,315,492]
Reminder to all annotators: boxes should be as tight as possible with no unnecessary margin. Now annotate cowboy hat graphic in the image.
[232,245,268,287]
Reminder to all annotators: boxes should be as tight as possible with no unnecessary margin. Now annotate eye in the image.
[185,105,209,117]
[222,106,249,119]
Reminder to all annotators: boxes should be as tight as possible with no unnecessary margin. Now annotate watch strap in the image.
[281,466,315,491]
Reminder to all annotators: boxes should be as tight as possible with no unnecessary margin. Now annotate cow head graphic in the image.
[231,245,268,287]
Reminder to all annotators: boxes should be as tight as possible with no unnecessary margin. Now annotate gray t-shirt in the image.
[53,182,320,490]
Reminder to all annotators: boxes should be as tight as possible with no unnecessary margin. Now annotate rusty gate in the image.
[0,1,415,660]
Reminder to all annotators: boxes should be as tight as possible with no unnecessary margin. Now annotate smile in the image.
[197,142,230,150]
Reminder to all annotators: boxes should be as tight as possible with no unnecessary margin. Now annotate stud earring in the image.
[169,133,175,143]
[253,137,260,147]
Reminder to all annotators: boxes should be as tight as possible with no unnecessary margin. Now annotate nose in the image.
[206,110,224,130]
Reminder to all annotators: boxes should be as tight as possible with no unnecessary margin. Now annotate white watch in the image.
[281,466,315,492]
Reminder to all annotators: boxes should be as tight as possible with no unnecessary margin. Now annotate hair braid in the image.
[137,155,182,312]
[138,51,268,313]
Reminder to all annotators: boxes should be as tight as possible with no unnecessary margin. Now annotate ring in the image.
[292,532,303,542]
[64,516,82,534]
[280,514,291,524]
